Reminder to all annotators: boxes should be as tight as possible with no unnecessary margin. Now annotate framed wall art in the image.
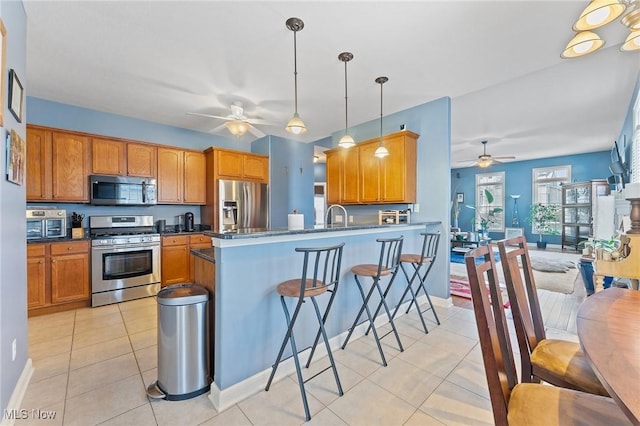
[0,19,6,127]
[6,129,25,185]
[8,69,23,123]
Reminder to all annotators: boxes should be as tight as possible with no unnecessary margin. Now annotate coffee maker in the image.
[184,212,195,232]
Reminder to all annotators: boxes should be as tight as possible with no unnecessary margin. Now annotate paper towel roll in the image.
[288,214,304,230]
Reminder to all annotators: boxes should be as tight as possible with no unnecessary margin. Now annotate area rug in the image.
[450,251,500,265]
[450,276,510,308]
[451,251,580,295]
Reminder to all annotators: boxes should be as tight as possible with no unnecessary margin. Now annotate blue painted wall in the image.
[0,0,28,412]
[314,96,452,298]
[451,150,611,245]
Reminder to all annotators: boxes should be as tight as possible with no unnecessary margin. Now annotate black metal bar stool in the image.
[391,232,441,333]
[265,243,345,421]
[341,236,404,367]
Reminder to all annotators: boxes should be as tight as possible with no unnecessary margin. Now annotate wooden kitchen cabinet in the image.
[213,148,269,182]
[157,148,206,204]
[51,131,91,202]
[27,244,47,309]
[127,143,157,177]
[326,148,359,204]
[92,138,157,178]
[27,240,91,316]
[161,234,212,286]
[50,241,90,304]
[184,151,206,204]
[161,235,190,286]
[27,126,90,202]
[326,130,417,205]
[189,234,212,282]
[243,154,269,181]
[92,137,126,175]
[158,148,184,203]
[26,127,52,201]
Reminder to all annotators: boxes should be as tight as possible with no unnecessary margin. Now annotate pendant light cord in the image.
[344,60,349,130]
[293,30,299,114]
[379,79,383,140]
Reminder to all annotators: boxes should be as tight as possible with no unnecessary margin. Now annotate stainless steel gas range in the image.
[90,215,161,307]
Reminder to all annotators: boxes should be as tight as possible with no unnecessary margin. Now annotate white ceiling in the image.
[23,1,640,166]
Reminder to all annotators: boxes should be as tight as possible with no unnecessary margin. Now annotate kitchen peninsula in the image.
[201,221,442,411]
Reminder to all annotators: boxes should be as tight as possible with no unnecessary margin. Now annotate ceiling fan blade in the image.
[207,123,227,134]
[245,118,277,126]
[493,156,516,160]
[187,112,231,121]
[248,125,266,138]
[456,158,479,163]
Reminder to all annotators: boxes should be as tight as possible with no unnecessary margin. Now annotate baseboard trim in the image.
[208,295,446,412]
[1,358,34,426]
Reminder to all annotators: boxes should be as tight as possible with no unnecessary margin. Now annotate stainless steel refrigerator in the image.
[218,180,269,231]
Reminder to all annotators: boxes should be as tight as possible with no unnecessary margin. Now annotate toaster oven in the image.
[26,208,67,240]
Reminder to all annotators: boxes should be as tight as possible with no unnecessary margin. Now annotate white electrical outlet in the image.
[349,215,354,223]
[12,339,16,361]
[335,214,343,223]
[414,203,420,213]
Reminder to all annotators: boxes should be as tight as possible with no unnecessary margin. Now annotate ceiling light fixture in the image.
[374,76,389,159]
[561,30,605,58]
[573,0,627,31]
[338,52,355,149]
[285,17,307,135]
[563,0,640,57]
[225,120,250,136]
[621,29,640,50]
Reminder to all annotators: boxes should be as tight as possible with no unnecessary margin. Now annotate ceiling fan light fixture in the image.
[338,51,355,149]
[621,30,640,50]
[477,158,493,168]
[561,31,605,58]
[225,120,250,136]
[573,0,627,31]
[285,17,306,135]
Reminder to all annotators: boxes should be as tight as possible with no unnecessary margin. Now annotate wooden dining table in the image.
[577,287,640,425]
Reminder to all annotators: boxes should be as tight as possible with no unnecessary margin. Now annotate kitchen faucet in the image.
[325,204,348,227]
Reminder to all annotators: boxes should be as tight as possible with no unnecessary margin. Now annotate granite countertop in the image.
[205,221,441,240]
[190,247,215,263]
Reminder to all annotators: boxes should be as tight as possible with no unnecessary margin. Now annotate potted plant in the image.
[527,203,560,249]
[466,189,503,238]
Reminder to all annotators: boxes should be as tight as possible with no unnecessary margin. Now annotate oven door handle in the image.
[92,243,160,251]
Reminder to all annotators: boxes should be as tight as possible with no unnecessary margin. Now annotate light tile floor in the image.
[18,290,582,425]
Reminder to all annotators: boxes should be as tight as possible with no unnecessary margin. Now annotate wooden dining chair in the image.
[496,236,609,397]
[464,245,630,425]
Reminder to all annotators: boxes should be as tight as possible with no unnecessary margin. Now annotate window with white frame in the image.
[532,166,570,234]
[475,172,505,232]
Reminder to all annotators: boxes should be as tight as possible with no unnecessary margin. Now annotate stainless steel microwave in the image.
[27,209,67,240]
[90,175,157,206]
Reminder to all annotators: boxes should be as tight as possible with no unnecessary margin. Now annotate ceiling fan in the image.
[187,102,273,138]
[458,140,516,168]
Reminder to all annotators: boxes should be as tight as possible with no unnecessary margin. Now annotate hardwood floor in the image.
[449,246,587,334]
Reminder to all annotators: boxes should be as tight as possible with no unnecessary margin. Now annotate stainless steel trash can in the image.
[146,283,210,401]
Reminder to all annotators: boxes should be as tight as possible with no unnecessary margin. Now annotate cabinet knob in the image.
[68,247,73,250]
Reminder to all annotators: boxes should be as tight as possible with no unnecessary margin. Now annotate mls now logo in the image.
[3,409,28,420]
[4,409,57,420]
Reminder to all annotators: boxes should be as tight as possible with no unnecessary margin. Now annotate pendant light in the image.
[285,17,307,135]
[573,0,627,31]
[338,52,355,148]
[374,76,389,159]
[561,31,605,58]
